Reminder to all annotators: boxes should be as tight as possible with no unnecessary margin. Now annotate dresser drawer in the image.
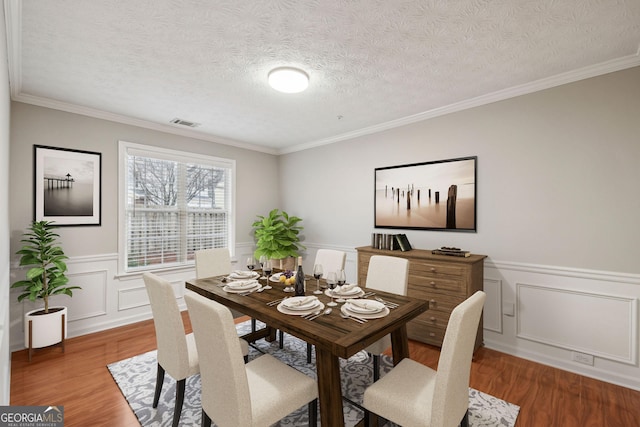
[407,321,446,347]
[408,275,465,294]
[410,261,465,278]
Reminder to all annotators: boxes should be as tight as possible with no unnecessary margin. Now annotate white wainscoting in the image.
[484,260,640,391]
[9,247,640,391]
[516,283,637,365]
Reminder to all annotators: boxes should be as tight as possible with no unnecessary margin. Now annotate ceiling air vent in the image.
[169,118,200,128]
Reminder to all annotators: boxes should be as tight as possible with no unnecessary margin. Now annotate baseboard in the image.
[484,338,640,392]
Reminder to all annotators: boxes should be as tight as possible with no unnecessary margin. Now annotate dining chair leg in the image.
[279,330,284,349]
[307,343,313,363]
[244,354,248,363]
[460,409,470,427]
[172,378,186,427]
[251,318,257,333]
[152,364,165,408]
[201,409,212,427]
[364,409,381,427]
[373,354,380,382]
[308,398,318,427]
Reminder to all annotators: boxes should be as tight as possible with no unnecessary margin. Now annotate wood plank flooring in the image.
[11,312,640,426]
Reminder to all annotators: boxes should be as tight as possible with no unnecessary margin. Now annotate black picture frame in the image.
[34,145,102,226]
[374,156,477,232]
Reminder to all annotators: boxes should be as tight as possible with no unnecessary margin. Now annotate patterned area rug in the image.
[107,321,519,426]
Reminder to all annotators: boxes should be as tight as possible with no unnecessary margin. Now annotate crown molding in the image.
[280,52,640,155]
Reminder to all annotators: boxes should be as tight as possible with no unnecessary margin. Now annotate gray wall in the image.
[9,102,281,256]
[280,67,640,274]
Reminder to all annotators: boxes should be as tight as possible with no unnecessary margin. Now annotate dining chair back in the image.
[195,248,232,278]
[362,291,487,427]
[363,255,409,380]
[195,248,246,321]
[314,249,346,277]
[143,272,200,427]
[185,292,318,427]
[431,290,486,426]
[364,255,409,294]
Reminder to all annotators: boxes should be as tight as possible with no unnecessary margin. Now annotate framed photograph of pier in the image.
[374,156,477,232]
[34,145,102,226]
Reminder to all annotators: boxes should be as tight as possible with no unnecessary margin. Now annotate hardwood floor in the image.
[11,312,640,426]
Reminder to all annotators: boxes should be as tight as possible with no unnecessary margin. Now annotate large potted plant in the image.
[12,220,81,359]
[252,209,304,270]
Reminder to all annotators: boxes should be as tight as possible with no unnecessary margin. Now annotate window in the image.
[119,141,235,273]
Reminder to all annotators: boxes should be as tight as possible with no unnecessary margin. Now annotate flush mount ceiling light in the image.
[268,67,309,93]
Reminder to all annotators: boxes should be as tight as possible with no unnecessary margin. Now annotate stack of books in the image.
[431,246,471,257]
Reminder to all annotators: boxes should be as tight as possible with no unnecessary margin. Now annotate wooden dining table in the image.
[185,272,429,426]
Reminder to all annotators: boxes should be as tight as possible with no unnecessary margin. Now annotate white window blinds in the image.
[119,141,234,272]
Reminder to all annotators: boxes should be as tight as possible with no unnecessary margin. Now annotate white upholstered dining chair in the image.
[363,255,409,381]
[195,248,256,332]
[185,291,319,427]
[362,291,487,427]
[143,272,248,427]
[314,249,347,278]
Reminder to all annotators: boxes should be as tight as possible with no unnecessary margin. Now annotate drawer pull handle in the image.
[430,268,436,272]
[430,281,436,286]
[429,332,436,337]
[430,299,436,304]
[430,317,436,322]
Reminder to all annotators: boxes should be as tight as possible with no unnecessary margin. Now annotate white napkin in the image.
[285,296,317,307]
[227,279,258,289]
[347,299,384,313]
[336,283,358,294]
[349,300,373,310]
[341,283,357,292]
[231,270,255,278]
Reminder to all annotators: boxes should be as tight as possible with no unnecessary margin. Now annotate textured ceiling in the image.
[5,0,640,154]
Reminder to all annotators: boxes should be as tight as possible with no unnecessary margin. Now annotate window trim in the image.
[118,140,236,275]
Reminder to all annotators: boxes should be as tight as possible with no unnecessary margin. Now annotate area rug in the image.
[108,321,519,426]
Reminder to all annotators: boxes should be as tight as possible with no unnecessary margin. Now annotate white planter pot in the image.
[24,306,68,349]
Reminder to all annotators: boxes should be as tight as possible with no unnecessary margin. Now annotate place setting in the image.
[222,279,261,294]
[341,298,390,320]
[276,295,325,316]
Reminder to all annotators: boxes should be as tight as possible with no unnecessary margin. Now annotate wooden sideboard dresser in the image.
[356,246,486,351]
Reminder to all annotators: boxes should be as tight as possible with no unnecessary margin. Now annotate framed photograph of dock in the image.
[374,156,477,232]
[34,145,102,226]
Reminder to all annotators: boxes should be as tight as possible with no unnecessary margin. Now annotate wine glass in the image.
[262,259,272,290]
[259,255,267,278]
[335,269,347,303]
[246,256,256,273]
[326,272,337,307]
[313,264,323,295]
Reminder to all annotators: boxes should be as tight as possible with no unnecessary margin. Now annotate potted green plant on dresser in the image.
[252,209,305,270]
[12,220,81,361]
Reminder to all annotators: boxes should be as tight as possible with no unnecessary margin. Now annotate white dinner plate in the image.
[324,288,364,299]
[345,299,385,314]
[223,283,261,293]
[341,304,390,319]
[277,301,325,316]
